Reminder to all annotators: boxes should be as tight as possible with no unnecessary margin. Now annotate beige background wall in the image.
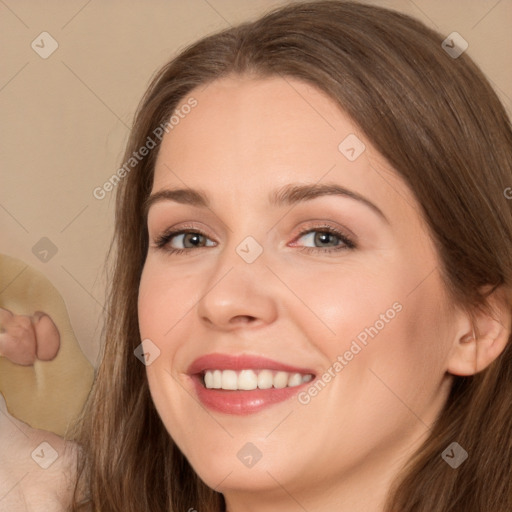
[1,0,511,367]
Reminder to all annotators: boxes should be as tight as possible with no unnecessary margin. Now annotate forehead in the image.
[152,75,419,227]
[156,75,355,176]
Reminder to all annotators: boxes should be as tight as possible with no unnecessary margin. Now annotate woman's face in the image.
[138,75,459,505]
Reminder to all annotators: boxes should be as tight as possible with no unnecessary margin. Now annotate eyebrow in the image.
[143,182,389,223]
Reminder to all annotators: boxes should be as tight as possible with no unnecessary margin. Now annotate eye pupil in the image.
[315,231,338,247]
[184,233,204,248]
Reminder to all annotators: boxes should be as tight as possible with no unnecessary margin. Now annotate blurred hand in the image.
[0,393,78,511]
[0,308,60,365]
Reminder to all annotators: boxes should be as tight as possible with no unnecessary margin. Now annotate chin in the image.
[179,435,311,495]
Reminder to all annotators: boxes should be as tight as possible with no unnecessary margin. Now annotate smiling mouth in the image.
[201,368,314,391]
[187,353,317,414]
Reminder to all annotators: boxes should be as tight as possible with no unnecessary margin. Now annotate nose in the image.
[196,248,279,331]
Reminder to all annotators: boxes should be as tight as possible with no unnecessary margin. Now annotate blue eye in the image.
[152,224,356,256]
[154,229,215,254]
[291,225,356,254]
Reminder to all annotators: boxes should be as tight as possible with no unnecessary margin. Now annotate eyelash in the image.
[152,223,356,256]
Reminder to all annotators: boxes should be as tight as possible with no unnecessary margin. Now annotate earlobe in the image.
[447,287,511,377]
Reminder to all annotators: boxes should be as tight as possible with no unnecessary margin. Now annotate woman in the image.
[69,1,512,511]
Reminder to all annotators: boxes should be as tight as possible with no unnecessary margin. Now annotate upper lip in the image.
[187,353,316,376]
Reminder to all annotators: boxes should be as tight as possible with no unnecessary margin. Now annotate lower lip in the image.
[190,374,314,415]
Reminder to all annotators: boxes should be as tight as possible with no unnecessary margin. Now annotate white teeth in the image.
[221,370,238,390]
[287,373,303,387]
[273,371,289,389]
[203,369,314,390]
[204,371,214,388]
[257,369,273,389]
[238,369,258,390]
[212,369,222,389]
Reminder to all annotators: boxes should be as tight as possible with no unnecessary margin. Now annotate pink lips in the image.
[187,353,315,375]
[187,353,316,415]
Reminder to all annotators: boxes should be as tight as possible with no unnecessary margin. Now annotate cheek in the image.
[349,279,453,424]
[137,261,196,436]
[137,259,194,339]
[284,258,403,354]
[303,258,451,409]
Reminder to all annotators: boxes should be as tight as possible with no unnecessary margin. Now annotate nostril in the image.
[231,315,258,324]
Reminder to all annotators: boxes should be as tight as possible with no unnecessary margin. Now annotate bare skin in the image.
[138,75,511,512]
[0,307,60,365]
[0,309,76,511]
[0,392,78,512]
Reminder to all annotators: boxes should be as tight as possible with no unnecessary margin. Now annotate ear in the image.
[447,285,511,376]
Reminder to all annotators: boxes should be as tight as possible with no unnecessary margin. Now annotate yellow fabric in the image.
[0,254,94,438]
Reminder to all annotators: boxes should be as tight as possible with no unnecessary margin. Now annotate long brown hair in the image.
[69,1,512,510]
